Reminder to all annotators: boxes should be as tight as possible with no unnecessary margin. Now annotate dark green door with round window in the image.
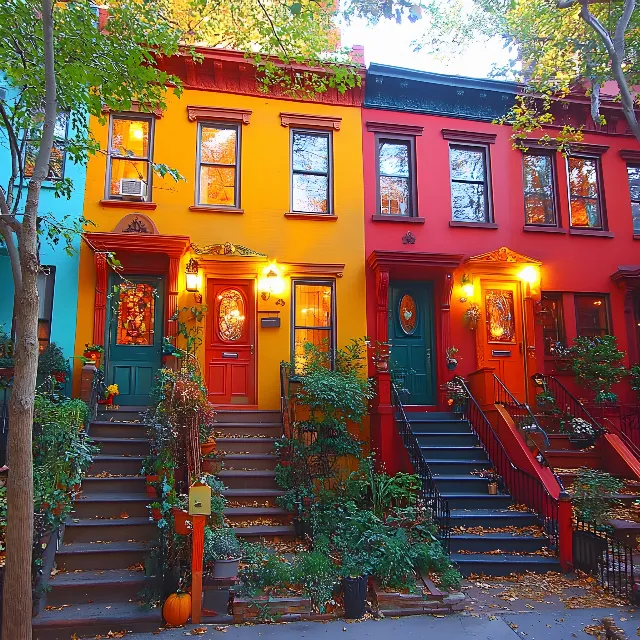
[389,281,436,405]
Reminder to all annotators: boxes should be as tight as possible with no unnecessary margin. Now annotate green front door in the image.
[106,276,164,406]
[389,281,436,405]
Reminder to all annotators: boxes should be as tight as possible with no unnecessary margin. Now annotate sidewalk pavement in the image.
[104,608,640,640]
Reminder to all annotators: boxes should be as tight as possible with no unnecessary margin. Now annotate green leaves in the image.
[289,2,302,15]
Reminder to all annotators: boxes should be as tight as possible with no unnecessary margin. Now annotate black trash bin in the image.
[342,575,368,619]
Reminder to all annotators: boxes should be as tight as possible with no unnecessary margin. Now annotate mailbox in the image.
[188,481,212,516]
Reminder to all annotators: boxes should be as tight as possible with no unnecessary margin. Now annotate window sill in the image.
[523,226,566,234]
[371,215,425,224]
[284,212,338,221]
[633,234,640,241]
[189,205,244,214]
[449,221,498,229]
[100,199,157,210]
[568,228,614,238]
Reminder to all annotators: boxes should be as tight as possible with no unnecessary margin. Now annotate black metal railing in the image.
[88,366,106,423]
[454,376,560,553]
[573,519,636,602]
[619,405,640,449]
[391,382,451,551]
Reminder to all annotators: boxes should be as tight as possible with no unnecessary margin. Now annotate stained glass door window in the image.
[485,289,516,343]
[116,283,155,345]
[217,288,246,341]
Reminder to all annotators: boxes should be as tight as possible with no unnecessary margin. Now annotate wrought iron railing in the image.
[454,376,560,553]
[391,382,451,550]
[573,519,636,602]
[88,366,106,423]
[619,405,640,449]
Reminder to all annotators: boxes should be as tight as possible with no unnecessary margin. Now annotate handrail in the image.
[88,367,106,424]
[454,376,560,552]
[391,381,451,551]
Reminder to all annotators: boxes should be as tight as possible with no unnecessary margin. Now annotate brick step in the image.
[90,421,149,439]
[451,553,560,577]
[215,410,282,423]
[440,493,513,510]
[421,446,487,460]
[64,517,157,543]
[46,569,147,606]
[448,509,540,528]
[218,470,278,490]
[449,533,550,553]
[232,524,296,541]
[92,437,150,456]
[415,433,480,447]
[405,419,472,434]
[225,506,290,525]
[222,488,285,507]
[222,454,278,471]
[56,541,150,571]
[544,449,602,469]
[215,437,278,454]
[87,455,145,476]
[433,476,492,493]
[72,493,151,519]
[214,423,283,438]
[80,476,146,494]
[427,460,492,475]
[32,600,160,639]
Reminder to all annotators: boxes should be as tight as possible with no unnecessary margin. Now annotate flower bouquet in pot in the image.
[204,526,242,580]
[99,383,119,406]
[569,417,598,449]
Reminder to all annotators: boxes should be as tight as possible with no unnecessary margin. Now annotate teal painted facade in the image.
[0,85,86,365]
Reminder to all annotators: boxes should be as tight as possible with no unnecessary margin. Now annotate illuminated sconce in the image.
[518,265,539,285]
[459,273,474,303]
[185,258,202,302]
[259,261,285,303]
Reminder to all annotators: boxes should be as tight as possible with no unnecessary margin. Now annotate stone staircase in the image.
[33,406,157,639]
[407,411,560,577]
[215,410,295,541]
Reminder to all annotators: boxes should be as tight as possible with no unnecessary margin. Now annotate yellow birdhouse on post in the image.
[188,481,212,516]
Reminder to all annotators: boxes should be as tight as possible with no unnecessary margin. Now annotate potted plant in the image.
[83,343,104,366]
[201,437,216,456]
[445,346,459,371]
[103,383,119,406]
[142,456,159,497]
[463,303,481,330]
[201,450,224,474]
[149,502,162,521]
[204,527,242,579]
[339,552,370,620]
[487,474,498,495]
[568,417,598,449]
[38,343,68,383]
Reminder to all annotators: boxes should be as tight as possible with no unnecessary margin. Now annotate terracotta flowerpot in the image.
[151,507,162,521]
[201,441,216,456]
[488,482,498,495]
[146,475,159,497]
[172,508,190,535]
[213,558,240,579]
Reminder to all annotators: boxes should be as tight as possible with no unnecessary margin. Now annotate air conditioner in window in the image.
[119,178,147,200]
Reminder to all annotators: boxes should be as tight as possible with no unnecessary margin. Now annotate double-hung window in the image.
[575,294,610,337]
[291,130,332,214]
[106,114,154,201]
[540,292,566,355]
[627,164,640,234]
[197,123,240,208]
[292,280,335,371]
[523,152,558,226]
[567,156,603,229]
[24,112,69,180]
[449,144,492,223]
[377,138,415,216]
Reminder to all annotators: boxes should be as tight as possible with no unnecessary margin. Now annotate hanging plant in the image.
[463,303,481,330]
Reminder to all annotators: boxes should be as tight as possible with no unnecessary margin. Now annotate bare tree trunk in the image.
[1,0,56,636]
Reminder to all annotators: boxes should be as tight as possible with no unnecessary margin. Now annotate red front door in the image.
[205,279,256,406]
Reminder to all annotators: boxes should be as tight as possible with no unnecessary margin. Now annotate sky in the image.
[340,18,513,79]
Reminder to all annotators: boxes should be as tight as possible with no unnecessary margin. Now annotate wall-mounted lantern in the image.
[185,258,200,292]
[259,261,285,302]
[459,273,474,303]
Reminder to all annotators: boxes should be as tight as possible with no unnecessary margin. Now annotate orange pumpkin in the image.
[163,592,191,627]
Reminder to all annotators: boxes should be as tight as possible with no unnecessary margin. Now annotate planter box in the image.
[232,595,311,623]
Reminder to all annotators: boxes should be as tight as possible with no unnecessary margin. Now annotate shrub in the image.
[292,551,337,612]
[572,468,624,525]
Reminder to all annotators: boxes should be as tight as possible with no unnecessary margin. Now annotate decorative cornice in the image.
[280,112,341,130]
[101,101,163,118]
[84,232,190,258]
[442,129,497,144]
[113,213,159,235]
[187,106,252,124]
[611,266,640,286]
[367,250,464,272]
[466,246,541,266]
[521,138,559,151]
[366,121,424,136]
[190,242,266,258]
[621,149,640,163]
[569,142,609,156]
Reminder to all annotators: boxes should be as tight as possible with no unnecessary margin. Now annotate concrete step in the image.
[97,406,148,422]
[405,412,462,421]
[215,437,278,454]
[72,493,151,519]
[214,423,283,438]
[218,470,278,490]
[545,449,602,469]
[452,553,560,577]
[215,410,282,423]
[90,421,149,439]
[448,509,540,528]
[433,476,492,494]
[405,419,472,434]
[87,455,145,476]
[80,476,146,494]
[56,541,150,571]
[415,432,479,447]
[46,569,147,606]
[441,493,513,510]
[449,533,550,554]
[222,454,278,471]
[64,517,157,543]
[32,600,160,639]
[421,446,487,460]
[224,506,291,525]
[222,488,285,507]
[232,524,296,541]
[92,437,150,456]
[427,460,492,475]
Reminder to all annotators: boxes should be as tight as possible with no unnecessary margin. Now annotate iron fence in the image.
[391,382,451,551]
[573,519,637,602]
